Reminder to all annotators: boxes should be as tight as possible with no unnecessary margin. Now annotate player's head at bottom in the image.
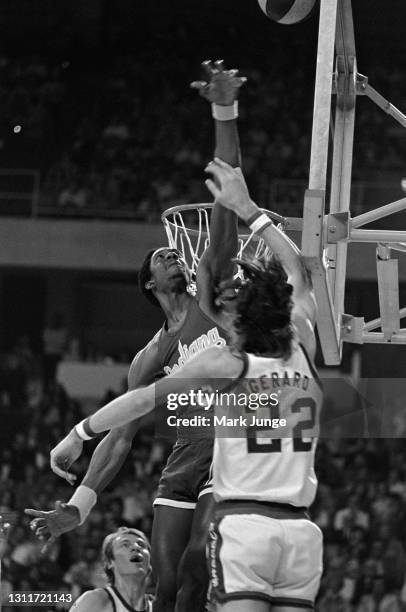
[231,255,294,359]
[102,527,152,584]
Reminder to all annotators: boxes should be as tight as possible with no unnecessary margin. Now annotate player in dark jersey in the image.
[43,159,321,612]
[26,62,245,612]
[70,527,154,612]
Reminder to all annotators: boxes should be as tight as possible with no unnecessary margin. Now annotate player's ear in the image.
[145,280,155,290]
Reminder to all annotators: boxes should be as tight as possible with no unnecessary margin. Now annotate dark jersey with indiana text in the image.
[158,298,228,441]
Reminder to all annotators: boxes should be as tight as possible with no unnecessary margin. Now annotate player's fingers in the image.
[190,80,208,90]
[201,60,215,76]
[235,76,248,87]
[29,517,46,531]
[41,536,56,556]
[54,500,68,511]
[205,179,220,200]
[214,59,225,72]
[25,508,45,518]
[36,525,51,539]
[51,462,74,483]
[68,473,77,485]
[213,157,234,172]
[204,161,224,183]
[51,454,74,475]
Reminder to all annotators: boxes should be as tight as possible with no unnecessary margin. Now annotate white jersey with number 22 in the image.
[213,342,323,508]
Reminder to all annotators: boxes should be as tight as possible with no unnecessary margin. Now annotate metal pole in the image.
[304,0,340,365]
[308,0,339,191]
[352,197,406,228]
[389,243,406,254]
[364,306,406,332]
[328,0,356,323]
[362,332,406,344]
[350,229,406,243]
[361,82,406,128]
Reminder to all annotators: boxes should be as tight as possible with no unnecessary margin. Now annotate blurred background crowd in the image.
[0,14,405,221]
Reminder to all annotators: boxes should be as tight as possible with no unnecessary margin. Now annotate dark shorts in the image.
[154,438,214,509]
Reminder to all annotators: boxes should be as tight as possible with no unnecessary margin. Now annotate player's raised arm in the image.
[192,60,245,306]
[205,158,317,355]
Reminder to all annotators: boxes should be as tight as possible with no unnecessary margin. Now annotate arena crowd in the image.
[0,23,405,221]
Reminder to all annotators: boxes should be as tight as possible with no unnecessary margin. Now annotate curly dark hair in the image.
[138,248,161,308]
[234,257,294,360]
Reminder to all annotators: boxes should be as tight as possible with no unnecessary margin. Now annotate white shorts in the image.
[208,505,323,608]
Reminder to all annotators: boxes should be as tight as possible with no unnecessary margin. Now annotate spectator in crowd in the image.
[42,312,68,390]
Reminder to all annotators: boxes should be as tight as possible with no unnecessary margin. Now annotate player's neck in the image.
[159,291,192,328]
[113,575,147,610]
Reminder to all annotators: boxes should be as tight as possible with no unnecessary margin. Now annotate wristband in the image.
[68,485,97,525]
[245,210,263,226]
[74,418,97,441]
[211,101,238,121]
[249,213,273,234]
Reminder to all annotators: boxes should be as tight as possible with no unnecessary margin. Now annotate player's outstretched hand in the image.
[205,158,256,220]
[25,501,80,553]
[50,429,84,484]
[0,515,11,560]
[190,59,246,106]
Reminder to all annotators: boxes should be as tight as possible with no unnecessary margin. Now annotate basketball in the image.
[257,0,317,24]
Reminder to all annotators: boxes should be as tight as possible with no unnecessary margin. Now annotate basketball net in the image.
[161,203,286,281]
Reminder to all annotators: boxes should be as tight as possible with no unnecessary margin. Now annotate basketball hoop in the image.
[161,203,287,278]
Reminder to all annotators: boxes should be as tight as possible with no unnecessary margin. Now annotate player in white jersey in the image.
[70,527,154,612]
[203,159,323,612]
[43,159,323,612]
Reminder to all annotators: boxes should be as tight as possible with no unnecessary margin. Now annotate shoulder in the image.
[132,329,162,359]
[130,330,162,363]
[193,294,232,333]
[194,345,245,378]
[128,329,163,389]
[70,588,111,611]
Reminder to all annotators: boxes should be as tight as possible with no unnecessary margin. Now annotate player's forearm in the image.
[214,119,241,168]
[81,429,134,494]
[260,224,303,276]
[86,388,153,435]
[239,200,303,276]
[209,120,240,280]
